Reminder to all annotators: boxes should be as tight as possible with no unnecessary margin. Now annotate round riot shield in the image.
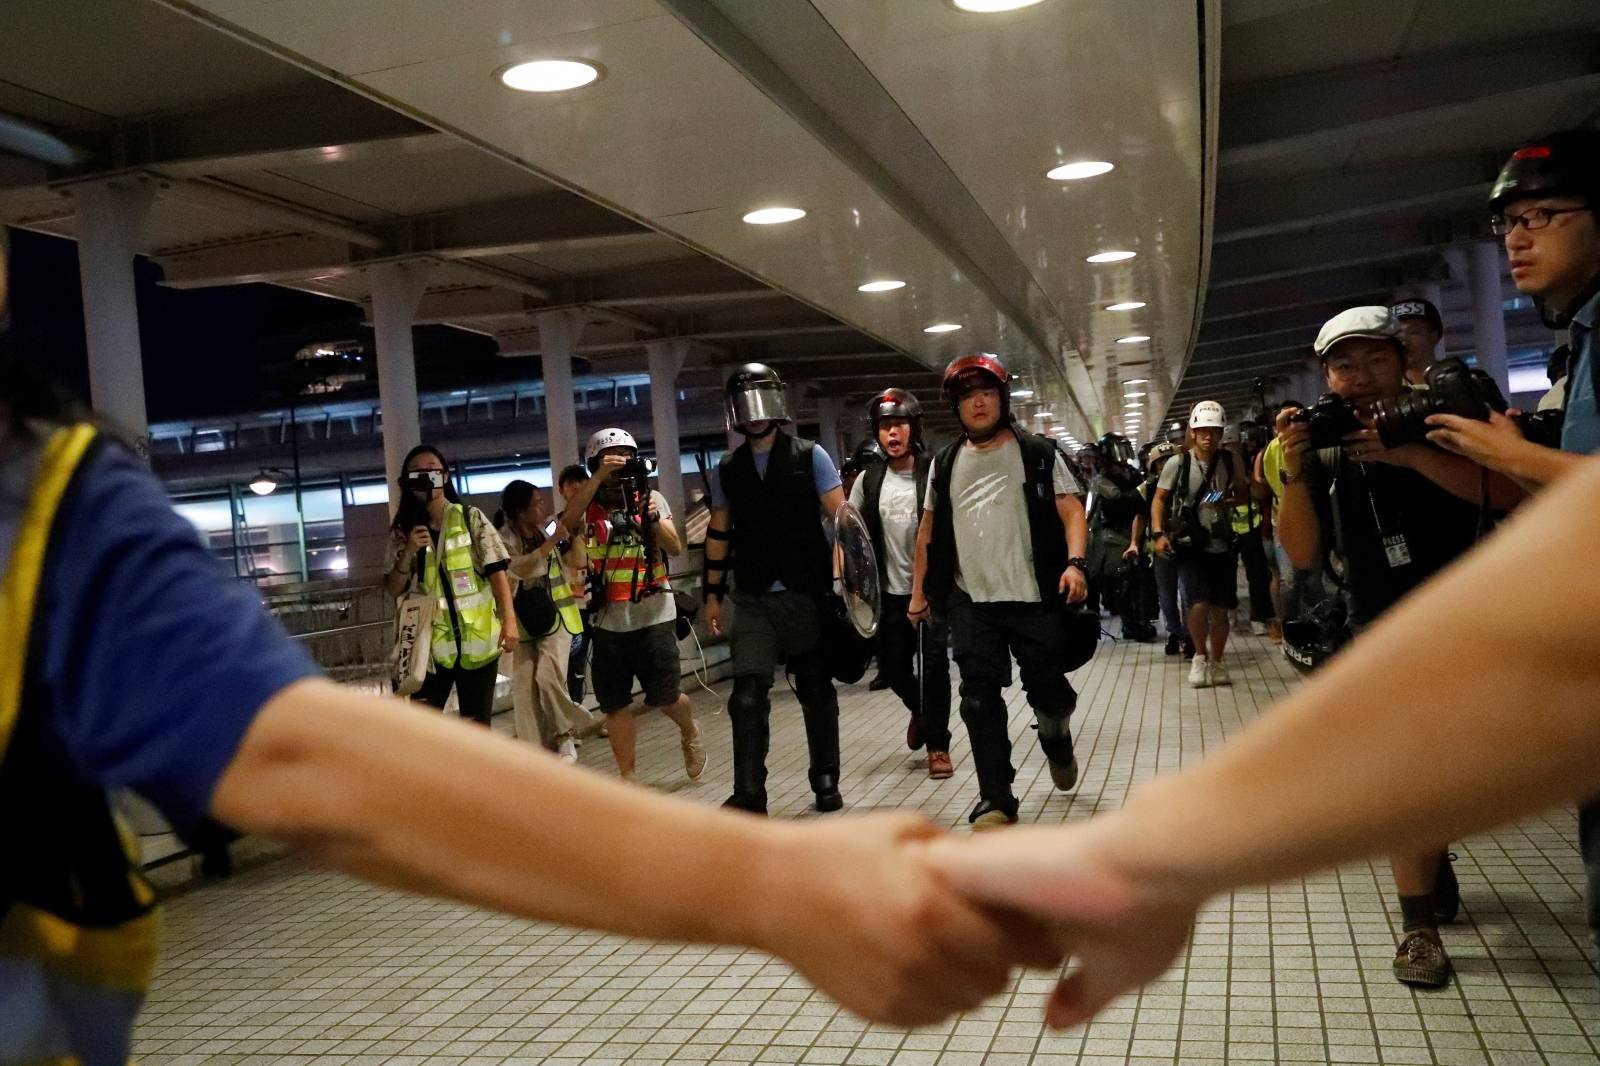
[832,501,881,638]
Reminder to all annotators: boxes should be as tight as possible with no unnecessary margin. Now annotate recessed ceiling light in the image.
[1125,401,1144,408]
[1046,160,1114,182]
[1116,334,1151,344]
[952,0,1045,11]
[1124,391,1147,399]
[924,322,963,334]
[1105,300,1146,311]
[1010,388,1034,398]
[498,59,603,93]
[858,279,905,292]
[1126,378,1149,385]
[742,206,806,225]
[1087,250,1137,263]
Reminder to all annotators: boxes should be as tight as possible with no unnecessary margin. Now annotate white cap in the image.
[1314,306,1400,358]
[585,427,637,462]
[1189,400,1225,429]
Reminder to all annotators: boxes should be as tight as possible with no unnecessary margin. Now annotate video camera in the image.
[611,455,658,520]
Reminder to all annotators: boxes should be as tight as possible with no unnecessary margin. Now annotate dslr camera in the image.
[1288,393,1364,450]
[1370,358,1565,449]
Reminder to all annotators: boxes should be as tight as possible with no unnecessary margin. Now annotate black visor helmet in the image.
[724,362,789,429]
[1095,432,1135,469]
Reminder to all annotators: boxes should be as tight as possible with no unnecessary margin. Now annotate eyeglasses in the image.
[1490,205,1590,235]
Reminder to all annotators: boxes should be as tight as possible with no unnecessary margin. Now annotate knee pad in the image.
[958,685,1003,723]
[728,676,771,721]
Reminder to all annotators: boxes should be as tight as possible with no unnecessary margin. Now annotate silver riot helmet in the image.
[724,362,790,433]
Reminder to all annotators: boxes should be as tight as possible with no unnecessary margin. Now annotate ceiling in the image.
[0,0,1214,451]
[1173,0,1600,422]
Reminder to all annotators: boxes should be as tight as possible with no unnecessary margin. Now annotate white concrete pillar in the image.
[1467,242,1510,395]
[369,261,433,512]
[73,180,155,454]
[538,310,583,509]
[1445,244,1511,395]
[646,338,690,530]
[816,394,845,462]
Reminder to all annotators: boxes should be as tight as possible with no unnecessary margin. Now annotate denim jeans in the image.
[1272,539,1326,622]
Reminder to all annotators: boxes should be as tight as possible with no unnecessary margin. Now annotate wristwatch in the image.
[1279,469,1301,485]
[1067,557,1089,573]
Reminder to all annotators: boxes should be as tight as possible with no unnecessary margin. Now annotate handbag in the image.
[513,580,558,639]
[390,548,436,696]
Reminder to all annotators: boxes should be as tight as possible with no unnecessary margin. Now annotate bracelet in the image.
[1067,557,1089,573]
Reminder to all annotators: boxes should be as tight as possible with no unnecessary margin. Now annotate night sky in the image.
[7,227,523,423]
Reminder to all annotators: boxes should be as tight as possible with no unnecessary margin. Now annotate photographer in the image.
[1229,420,1276,638]
[1393,298,1444,386]
[1276,306,1522,988]
[1255,401,1324,627]
[702,364,848,815]
[1150,401,1248,689]
[908,353,1090,830]
[1129,442,1188,655]
[1083,433,1150,639]
[848,388,955,780]
[1424,130,1600,960]
[581,429,705,784]
[383,444,517,725]
[495,480,602,761]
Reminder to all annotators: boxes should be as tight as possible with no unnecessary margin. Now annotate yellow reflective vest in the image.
[421,504,501,670]
[584,502,669,605]
[1,424,161,1066]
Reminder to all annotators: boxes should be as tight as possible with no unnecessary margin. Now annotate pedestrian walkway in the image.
[132,631,1598,1065]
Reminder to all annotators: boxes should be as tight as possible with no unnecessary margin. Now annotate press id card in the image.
[1382,533,1412,568]
[453,570,476,595]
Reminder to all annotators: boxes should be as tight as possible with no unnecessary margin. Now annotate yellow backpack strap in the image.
[0,423,97,759]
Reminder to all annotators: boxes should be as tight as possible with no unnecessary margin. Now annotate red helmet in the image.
[941,353,1010,405]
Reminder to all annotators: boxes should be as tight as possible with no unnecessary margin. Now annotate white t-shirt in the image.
[923,438,1079,603]
[848,464,919,596]
[590,489,676,633]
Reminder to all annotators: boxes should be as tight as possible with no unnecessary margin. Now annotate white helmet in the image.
[585,427,637,469]
[1189,400,1226,429]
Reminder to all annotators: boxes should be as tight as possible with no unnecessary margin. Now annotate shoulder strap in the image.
[0,424,99,761]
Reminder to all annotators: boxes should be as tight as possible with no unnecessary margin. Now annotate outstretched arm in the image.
[930,456,1600,1029]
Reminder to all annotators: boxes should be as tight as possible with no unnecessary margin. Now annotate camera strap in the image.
[1352,463,1411,569]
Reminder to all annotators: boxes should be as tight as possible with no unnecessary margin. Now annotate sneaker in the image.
[680,722,706,780]
[557,736,579,764]
[1188,653,1210,688]
[927,750,954,779]
[620,770,639,785]
[1180,636,1197,658]
[868,674,891,691]
[1250,621,1270,636]
[1164,633,1182,656]
[1047,754,1080,792]
[906,713,923,752]
[968,798,1018,832]
[1434,852,1461,925]
[1392,929,1452,988]
[1208,659,1231,687]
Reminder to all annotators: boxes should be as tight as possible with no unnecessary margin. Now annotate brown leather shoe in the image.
[927,750,954,779]
[1393,929,1452,988]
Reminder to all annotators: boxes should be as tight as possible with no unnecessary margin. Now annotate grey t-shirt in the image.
[923,438,1080,603]
[1157,449,1238,554]
[848,464,918,596]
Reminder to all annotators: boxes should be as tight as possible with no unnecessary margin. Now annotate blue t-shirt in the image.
[708,438,842,592]
[707,438,842,509]
[1561,289,1600,457]
[12,441,319,828]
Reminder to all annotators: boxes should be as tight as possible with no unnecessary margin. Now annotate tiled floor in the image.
[133,629,1599,1065]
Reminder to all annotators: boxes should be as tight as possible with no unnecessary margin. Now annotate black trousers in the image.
[945,589,1077,813]
[879,593,953,752]
[414,660,500,725]
[1238,530,1275,623]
